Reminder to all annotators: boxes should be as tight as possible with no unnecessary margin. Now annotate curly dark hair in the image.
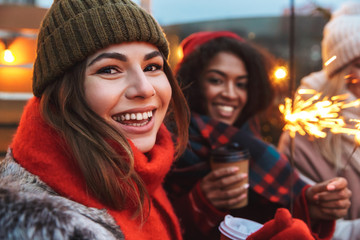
[176,36,275,127]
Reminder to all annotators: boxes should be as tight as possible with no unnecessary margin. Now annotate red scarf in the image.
[11,97,182,240]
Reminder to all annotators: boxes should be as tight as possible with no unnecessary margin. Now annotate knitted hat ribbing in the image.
[33,0,169,97]
[322,1,360,78]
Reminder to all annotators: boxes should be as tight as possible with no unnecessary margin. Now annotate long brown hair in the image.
[39,56,189,220]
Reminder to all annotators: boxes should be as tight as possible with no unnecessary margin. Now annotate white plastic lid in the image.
[218,215,263,240]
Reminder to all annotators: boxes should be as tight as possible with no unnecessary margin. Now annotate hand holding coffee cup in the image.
[200,144,250,209]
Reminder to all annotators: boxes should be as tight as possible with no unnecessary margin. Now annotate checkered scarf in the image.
[182,113,306,206]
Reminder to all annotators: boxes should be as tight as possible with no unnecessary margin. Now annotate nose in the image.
[221,82,237,99]
[125,68,156,99]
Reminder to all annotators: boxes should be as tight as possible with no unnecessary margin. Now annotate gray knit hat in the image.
[33,0,169,97]
[322,1,360,78]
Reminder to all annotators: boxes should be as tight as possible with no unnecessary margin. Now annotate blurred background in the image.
[0,0,355,157]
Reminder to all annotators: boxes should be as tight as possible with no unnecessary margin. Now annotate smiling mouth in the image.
[215,104,236,113]
[112,110,153,127]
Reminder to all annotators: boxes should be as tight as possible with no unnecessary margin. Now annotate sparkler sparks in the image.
[279,89,360,138]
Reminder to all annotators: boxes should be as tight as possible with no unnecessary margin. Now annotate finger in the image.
[308,177,348,200]
[320,207,350,219]
[217,173,248,188]
[316,188,352,202]
[204,167,240,182]
[203,173,248,192]
[208,183,249,200]
[212,193,247,209]
[316,198,351,210]
[324,177,348,191]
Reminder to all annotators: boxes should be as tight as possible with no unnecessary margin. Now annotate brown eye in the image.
[144,64,162,72]
[236,82,247,89]
[96,66,119,74]
[207,77,222,85]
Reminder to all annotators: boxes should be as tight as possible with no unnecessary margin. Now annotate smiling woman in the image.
[0,0,189,239]
[164,31,351,240]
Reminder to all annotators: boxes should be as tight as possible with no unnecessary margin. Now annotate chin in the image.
[131,138,156,153]
[216,117,235,126]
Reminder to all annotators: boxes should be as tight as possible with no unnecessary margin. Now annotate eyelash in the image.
[236,82,247,89]
[96,66,119,74]
[207,77,222,84]
[144,63,162,72]
[96,63,162,75]
[207,78,247,89]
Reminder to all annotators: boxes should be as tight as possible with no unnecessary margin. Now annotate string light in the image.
[274,66,288,80]
[4,49,15,63]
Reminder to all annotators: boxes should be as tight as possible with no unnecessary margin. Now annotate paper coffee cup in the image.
[210,146,249,208]
[219,215,263,240]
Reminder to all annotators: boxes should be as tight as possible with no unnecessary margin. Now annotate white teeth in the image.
[217,105,234,112]
[113,110,154,123]
[136,113,143,120]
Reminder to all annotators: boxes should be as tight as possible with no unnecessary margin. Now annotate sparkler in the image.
[280,89,360,177]
[279,90,360,139]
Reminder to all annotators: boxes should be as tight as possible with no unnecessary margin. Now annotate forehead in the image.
[205,52,247,73]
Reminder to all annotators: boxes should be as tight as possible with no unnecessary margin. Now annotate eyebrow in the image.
[88,52,127,66]
[144,51,162,61]
[206,69,248,79]
[88,50,162,67]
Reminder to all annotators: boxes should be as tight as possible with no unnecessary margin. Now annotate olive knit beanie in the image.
[33,0,169,97]
[321,1,360,78]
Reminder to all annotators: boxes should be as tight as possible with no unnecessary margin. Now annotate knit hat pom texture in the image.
[321,1,360,78]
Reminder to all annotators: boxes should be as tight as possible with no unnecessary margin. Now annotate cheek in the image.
[203,84,219,102]
[84,78,115,117]
[241,90,248,105]
[157,78,172,109]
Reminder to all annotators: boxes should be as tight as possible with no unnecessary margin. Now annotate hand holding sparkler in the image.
[306,177,352,221]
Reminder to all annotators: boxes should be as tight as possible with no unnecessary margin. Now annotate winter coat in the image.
[278,132,360,240]
[0,151,124,240]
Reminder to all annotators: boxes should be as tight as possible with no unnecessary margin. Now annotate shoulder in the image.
[0,150,124,240]
[299,70,327,92]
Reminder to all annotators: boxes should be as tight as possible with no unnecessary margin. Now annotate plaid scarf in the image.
[174,113,306,206]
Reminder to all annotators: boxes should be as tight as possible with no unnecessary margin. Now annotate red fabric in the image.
[180,31,244,61]
[247,208,314,240]
[293,185,335,240]
[191,182,227,233]
[11,97,182,240]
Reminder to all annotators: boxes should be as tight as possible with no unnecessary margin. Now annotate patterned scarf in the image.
[175,112,306,206]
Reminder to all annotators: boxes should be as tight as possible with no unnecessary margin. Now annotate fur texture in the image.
[0,151,124,240]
